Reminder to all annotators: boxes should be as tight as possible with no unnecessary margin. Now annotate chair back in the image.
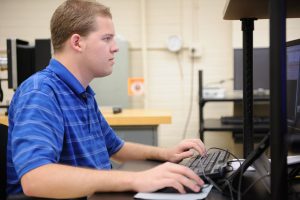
[0,124,8,199]
[0,123,87,200]
[0,123,8,199]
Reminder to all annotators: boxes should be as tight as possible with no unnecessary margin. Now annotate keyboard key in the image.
[179,150,230,180]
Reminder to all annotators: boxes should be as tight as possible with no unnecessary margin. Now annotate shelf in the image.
[201,91,269,102]
[198,71,270,142]
[201,96,269,104]
[203,119,269,132]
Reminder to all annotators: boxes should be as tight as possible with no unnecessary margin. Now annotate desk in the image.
[102,109,171,146]
[88,160,270,200]
[102,108,171,126]
[0,115,7,126]
[89,190,228,200]
[0,109,172,146]
[89,191,226,200]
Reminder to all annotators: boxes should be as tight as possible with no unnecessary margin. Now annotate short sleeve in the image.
[10,87,64,179]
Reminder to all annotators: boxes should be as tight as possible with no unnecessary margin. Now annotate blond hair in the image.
[50,0,112,52]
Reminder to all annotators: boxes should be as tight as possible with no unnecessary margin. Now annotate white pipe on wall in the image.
[141,0,149,108]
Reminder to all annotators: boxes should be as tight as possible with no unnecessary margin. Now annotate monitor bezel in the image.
[286,39,300,126]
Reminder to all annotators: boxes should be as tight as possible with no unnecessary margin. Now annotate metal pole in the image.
[198,70,204,141]
[269,0,288,199]
[241,18,256,158]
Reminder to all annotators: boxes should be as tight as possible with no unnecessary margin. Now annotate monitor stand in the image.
[219,133,271,197]
[230,133,270,182]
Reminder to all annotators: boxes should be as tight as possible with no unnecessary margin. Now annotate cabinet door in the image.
[90,39,130,108]
[113,126,157,146]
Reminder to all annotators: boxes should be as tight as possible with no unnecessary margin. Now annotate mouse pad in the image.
[134,184,213,200]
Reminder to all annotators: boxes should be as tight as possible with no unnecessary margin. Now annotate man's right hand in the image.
[132,162,204,193]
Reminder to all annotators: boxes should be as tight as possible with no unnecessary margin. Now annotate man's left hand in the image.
[163,139,206,163]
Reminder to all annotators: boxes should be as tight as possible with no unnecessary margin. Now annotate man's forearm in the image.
[21,163,136,199]
[112,139,205,164]
[112,142,169,162]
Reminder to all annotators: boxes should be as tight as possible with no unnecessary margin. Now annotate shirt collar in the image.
[47,58,95,96]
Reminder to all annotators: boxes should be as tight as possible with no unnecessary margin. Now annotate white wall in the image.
[232,18,300,48]
[1,0,299,155]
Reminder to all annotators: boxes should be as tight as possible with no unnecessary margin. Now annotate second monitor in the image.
[6,39,52,90]
[234,48,270,94]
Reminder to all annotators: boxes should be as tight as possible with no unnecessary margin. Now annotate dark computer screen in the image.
[6,39,51,90]
[286,39,300,133]
[7,39,33,89]
[35,39,52,72]
[234,48,270,91]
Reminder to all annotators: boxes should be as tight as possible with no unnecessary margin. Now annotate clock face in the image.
[167,35,182,52]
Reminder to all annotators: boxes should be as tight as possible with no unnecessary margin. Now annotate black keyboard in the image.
[179,150,230,180]
[220,116,270,125]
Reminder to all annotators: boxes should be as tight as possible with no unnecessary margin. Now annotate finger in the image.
[190,139,206,154]
[171,173,201,193]
[151,177,185,193]
[156,167,186,193]
[176,150,194,161]
[167,163,204,186]
[179,141,206,156]
[165,178,185,194]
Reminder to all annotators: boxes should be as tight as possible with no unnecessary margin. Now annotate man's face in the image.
[80,16,119,79]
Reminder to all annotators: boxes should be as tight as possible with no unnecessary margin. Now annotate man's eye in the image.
[103,37,112,42]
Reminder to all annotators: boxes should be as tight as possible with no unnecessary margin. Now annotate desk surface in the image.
[0,109,172,127]
[88,160,227,200]
[88,160,270,200]
[223,0,300,20]
[89,191,227,200]
[101,108,172,126]
[0,116,7,126]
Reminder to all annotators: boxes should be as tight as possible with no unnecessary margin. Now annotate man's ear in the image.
[70,34,83,52]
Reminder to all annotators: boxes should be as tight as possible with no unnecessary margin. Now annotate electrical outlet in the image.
[189,46,203,58]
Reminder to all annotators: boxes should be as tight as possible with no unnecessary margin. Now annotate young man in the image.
[7,0,206,199]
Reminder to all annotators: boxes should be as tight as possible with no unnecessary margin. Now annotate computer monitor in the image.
[286,39,300,133]
[35,39,52,72]
[6,39,51,90]
[221,39,300,198]
[234,48,270,93]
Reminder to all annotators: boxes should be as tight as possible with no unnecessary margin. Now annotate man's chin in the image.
[96,71,113,78]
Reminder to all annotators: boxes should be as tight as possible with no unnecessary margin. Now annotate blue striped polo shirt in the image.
[7,59,124,195]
